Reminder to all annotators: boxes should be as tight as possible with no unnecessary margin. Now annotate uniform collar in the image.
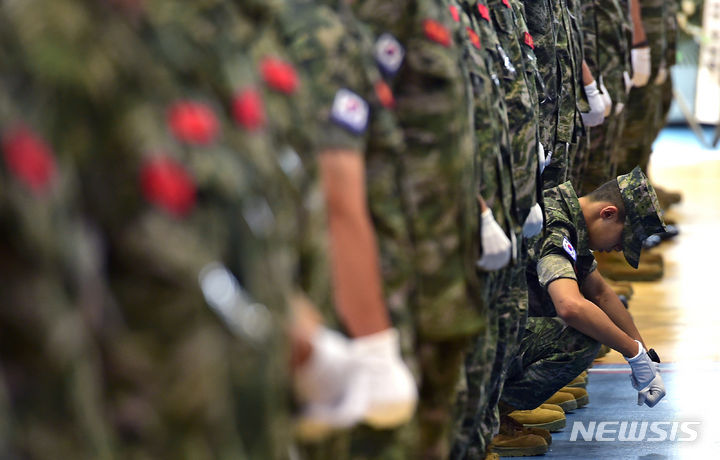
[556,181,592,257]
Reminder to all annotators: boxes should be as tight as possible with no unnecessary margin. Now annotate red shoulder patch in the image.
[502,0,511,8]
[423,19,451,47]
[466,27,481,49]
[260,57,299,94]
[167,101,219,145]
[477,4,490,22]
[449,5,460,22]
[374,80,395,108]
[1,124,57,194]
[232,88,266,131]
[524,31,535,49]
[140,155,196,217]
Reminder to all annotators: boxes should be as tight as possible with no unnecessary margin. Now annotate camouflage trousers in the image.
[569,125,589,192]
[578,110,626,195]
[616,80,664,174]
[500,316,601,410]
[450,247,528,459]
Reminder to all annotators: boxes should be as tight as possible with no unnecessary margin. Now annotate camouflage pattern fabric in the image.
[449,1,517,457]
[543,0,583,189]
[616,0,668,174]
[520,0,559,153]
[280,2,408,458]
[526,182,598,318]
[0,97,115,459]
[578,0,634,195]
[350,1,488,458]
[1,1,307,458]
[487,0,539,225]
[450,1,537,457]
[500,316,601,410]
[502,182,602,411]
[616,166,667,268]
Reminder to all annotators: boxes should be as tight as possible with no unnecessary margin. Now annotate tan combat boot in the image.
[560,386,589,408]
[489,433,548,457]
[607,280,634,300]
[540,403,564,413]
[508,407,566,432]
[502,413,554,444]
[565,374,587,388]
[596,251,663,282]
[543,391,577,412]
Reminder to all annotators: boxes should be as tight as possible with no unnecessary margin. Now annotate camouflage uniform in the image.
[519,0,559,154]
[0,97,115,459]
[616,0,669,174]
[565,0,590,191]
[448,1,541,457]
[578,0,634,195]
[2,1,305,458]
[345,1,488,458]
[543,0,585,190]
[502,167,666,409]
[279,2,409,458]
[449,2,518,458]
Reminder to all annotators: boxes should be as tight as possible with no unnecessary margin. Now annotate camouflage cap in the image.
[617,166,667,268]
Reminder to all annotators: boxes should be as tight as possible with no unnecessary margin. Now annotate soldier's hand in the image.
[477,208,512,271]
[537,143,550,174]
[294,326,368,440]
[625,340,660,391]
[522,203,544,238]
[581,80,605,127]
[631,47,651,87]
[599,77,612,117]
[637,365,666,407]
[351,328,418,429]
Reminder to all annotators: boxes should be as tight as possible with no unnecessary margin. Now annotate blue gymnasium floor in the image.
[537,364,720,459]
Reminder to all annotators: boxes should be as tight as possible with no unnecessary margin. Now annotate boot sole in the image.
[490,445,549,457]
[556,399,577,412]
[574,395,589,408]
[524,417,566,432]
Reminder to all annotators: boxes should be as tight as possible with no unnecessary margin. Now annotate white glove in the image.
[581,80,605,127]
[637,364,666,407]
[615,102,625,116]
[351,328,418,429]
[599,77,612,117]
[623,70,632,95]
[295,327,368,440]
[631,47,651,87]
[522,203,544,238]
[654,59,668,85]
[625,340,659,391]
[476,208,512,271]
[537,143,548,174]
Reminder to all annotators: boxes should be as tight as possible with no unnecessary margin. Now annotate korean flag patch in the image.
[330,88,369,134]
[562,237,577,261]
[374,33,405,76]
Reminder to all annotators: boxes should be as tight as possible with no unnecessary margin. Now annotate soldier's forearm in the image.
[630,0,647,45]
[562,297,640,358]
[589,281,646,348]
[319,149,391,338]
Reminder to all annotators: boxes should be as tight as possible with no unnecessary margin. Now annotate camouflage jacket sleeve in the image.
[280,1,402,155]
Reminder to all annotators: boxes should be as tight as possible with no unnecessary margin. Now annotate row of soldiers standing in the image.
[0,0,678,459]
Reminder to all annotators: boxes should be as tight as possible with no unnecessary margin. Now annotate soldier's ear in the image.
[600,205,619,221]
